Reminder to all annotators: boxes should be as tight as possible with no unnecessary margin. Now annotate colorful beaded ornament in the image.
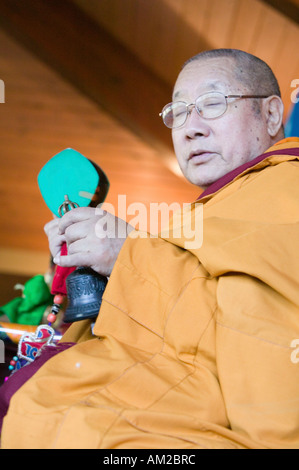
[5,324,58,381]
[5,197,75,380]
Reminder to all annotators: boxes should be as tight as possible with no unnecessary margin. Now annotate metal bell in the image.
[63,267,108,323]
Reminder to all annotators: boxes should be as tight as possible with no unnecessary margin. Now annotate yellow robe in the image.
[2,138,299,449]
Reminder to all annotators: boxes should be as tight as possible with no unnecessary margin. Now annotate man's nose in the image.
[184,106,210,139]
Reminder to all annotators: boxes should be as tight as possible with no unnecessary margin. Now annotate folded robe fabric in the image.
[0,343,75,434]
[1,138,299,449]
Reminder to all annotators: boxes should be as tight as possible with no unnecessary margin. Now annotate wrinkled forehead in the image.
[172,57,241,100]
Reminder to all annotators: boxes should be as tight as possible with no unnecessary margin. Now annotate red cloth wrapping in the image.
[51,242,76,295]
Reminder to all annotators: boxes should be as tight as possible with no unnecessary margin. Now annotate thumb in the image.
[53,252,89,268]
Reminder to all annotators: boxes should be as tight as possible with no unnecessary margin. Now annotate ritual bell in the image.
[63,267,108,323]
[38,148,110,324]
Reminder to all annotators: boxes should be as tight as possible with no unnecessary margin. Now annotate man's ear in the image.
[264,95,284,137]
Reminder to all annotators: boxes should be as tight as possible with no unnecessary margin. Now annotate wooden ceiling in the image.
[0,0,298,277]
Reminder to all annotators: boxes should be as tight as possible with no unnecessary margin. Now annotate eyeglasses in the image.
[159,91,269,129]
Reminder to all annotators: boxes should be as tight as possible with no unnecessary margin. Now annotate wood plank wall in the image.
[73,0,299,117]
[0,27,198,276]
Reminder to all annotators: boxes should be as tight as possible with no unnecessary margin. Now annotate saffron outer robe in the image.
[1,138,299,449]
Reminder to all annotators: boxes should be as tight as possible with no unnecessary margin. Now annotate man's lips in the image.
[188,151,216,162]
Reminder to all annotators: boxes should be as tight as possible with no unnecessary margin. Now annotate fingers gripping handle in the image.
[38,148,110,323]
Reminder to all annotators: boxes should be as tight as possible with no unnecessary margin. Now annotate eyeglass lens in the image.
[162,92,227,128]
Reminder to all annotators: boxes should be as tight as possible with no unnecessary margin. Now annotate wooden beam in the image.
[0,0,173,149]
[260,0,299,24]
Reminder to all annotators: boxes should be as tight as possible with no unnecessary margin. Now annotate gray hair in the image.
[183,49,281,98]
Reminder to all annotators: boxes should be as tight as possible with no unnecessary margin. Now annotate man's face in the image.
[171,57,273,188]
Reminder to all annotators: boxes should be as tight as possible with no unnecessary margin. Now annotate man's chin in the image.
[188,174,220,190]
[183,163,225,189]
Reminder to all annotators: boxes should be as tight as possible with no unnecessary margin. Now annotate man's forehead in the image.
[173,80,223,100]
[173,57,238,99]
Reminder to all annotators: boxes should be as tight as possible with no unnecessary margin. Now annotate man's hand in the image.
[44,207,133,276]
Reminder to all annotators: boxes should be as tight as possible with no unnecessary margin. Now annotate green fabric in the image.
[0,275,53,325]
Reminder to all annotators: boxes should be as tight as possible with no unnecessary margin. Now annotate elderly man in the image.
[1,49,299,449]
